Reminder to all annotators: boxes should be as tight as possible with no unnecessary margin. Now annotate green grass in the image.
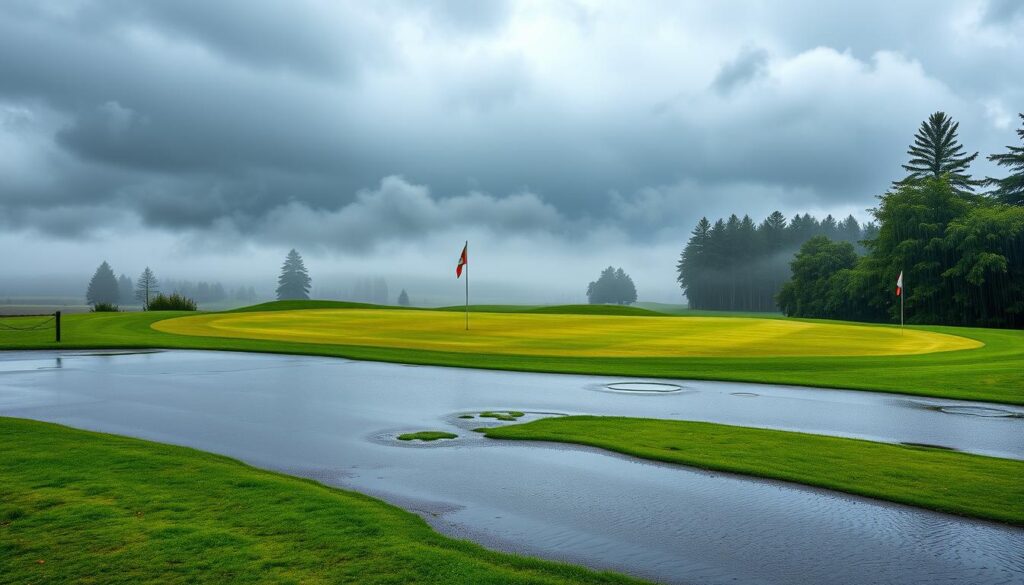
[0,417,643,585]
[480,411,526,421]
[482,416,1024,525]
[1,303,1022,404]
[397,431,459,441]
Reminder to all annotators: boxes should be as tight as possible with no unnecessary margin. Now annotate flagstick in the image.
[464,240,469,331]
[900,288,904,335]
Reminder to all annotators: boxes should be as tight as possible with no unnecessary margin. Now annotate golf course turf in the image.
[0,417,643,585]
[1,301,1021,404]
[482,416,1024,525]
[153,307,979,358]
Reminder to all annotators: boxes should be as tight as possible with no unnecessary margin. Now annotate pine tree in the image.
[986,113,1024,205]
[896,111,981,193]
[135,267,159,308]
[276,249,311,300]
[86,262,119,306]
[677,217,711,308]
[397,289,410,306]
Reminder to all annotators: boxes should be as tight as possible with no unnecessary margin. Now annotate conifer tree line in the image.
[677,212,874,311]
[677,110,1024,326]
[777,111,1024,328]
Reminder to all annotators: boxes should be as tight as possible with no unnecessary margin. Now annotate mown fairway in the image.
[153,308,979,358]
[1,302,1021,404]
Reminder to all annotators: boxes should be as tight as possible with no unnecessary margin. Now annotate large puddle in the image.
[1,350,1022,585]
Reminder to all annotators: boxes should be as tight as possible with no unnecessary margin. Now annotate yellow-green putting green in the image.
[153,309,980,358]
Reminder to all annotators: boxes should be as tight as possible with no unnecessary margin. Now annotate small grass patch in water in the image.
[479,411,525,421]
[458,415,475,419]
[397,431,458,442]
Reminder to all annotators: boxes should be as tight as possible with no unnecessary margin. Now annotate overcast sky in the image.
[2,0,1022,303]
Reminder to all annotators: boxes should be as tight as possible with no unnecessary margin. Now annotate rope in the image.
[0,315,56,331]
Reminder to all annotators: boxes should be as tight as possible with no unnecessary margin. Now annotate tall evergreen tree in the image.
[986,113,1024,205]
[838,215,862,244]
[135,267,159,308]
[86,261,119,306]
[276,249,311,300]
[677,217,711,307]
[896,111,981,193]
[397,289,410,307]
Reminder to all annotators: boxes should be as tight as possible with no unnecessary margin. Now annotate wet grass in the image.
[0,417,643,585]
[479,411,525,421]
[482,416,1024,525]
[397,431,458,441]
[0,302,1022,404]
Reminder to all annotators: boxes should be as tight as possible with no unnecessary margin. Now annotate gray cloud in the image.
[0,0,1020,265]
[712,46,769,94]
[252,175,564,252]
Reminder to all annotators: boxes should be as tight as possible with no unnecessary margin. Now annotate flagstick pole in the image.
[465,240,469,331]
[900,289,904,335]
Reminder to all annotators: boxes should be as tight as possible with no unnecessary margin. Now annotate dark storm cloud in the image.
[712,46,769,94]
[0,0,1020,251]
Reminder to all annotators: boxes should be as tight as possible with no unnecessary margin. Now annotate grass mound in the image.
[397,431,458,441]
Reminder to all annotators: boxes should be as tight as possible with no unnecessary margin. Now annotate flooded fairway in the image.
[1,350,1022,585]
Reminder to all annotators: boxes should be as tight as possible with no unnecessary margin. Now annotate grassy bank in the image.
[482,416,1024,525]
[0,417,642,584]
[1,302,1022,404]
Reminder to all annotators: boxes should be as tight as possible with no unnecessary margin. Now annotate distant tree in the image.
[147,293,197,311]
[117,274,133,305]
[397,289,410,307]
[677,217,712,308]
[587,267,636,305]
[837,215,862,244]
[986,113,1024,205]
[896,111,981,193]
[86,261,119,306]
[614,268,638,304]
[276,249,311,300]
[776,236,858,318]
[135,267,159,308]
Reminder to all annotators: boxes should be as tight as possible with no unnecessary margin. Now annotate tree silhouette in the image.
[276,249,311,300]
[397,289,410,306]
[587,267,637,304]
[86,261,119,306]
[896,111,981,193]
[135,267,159,308]
[676,210,871,311]
[986,113,1024,205]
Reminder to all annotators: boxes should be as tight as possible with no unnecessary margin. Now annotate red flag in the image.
[456,244,467,278]
[896,271,903,297]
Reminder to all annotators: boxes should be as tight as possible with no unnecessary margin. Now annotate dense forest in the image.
[676,212,874,311]
[678,111,1024,328]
